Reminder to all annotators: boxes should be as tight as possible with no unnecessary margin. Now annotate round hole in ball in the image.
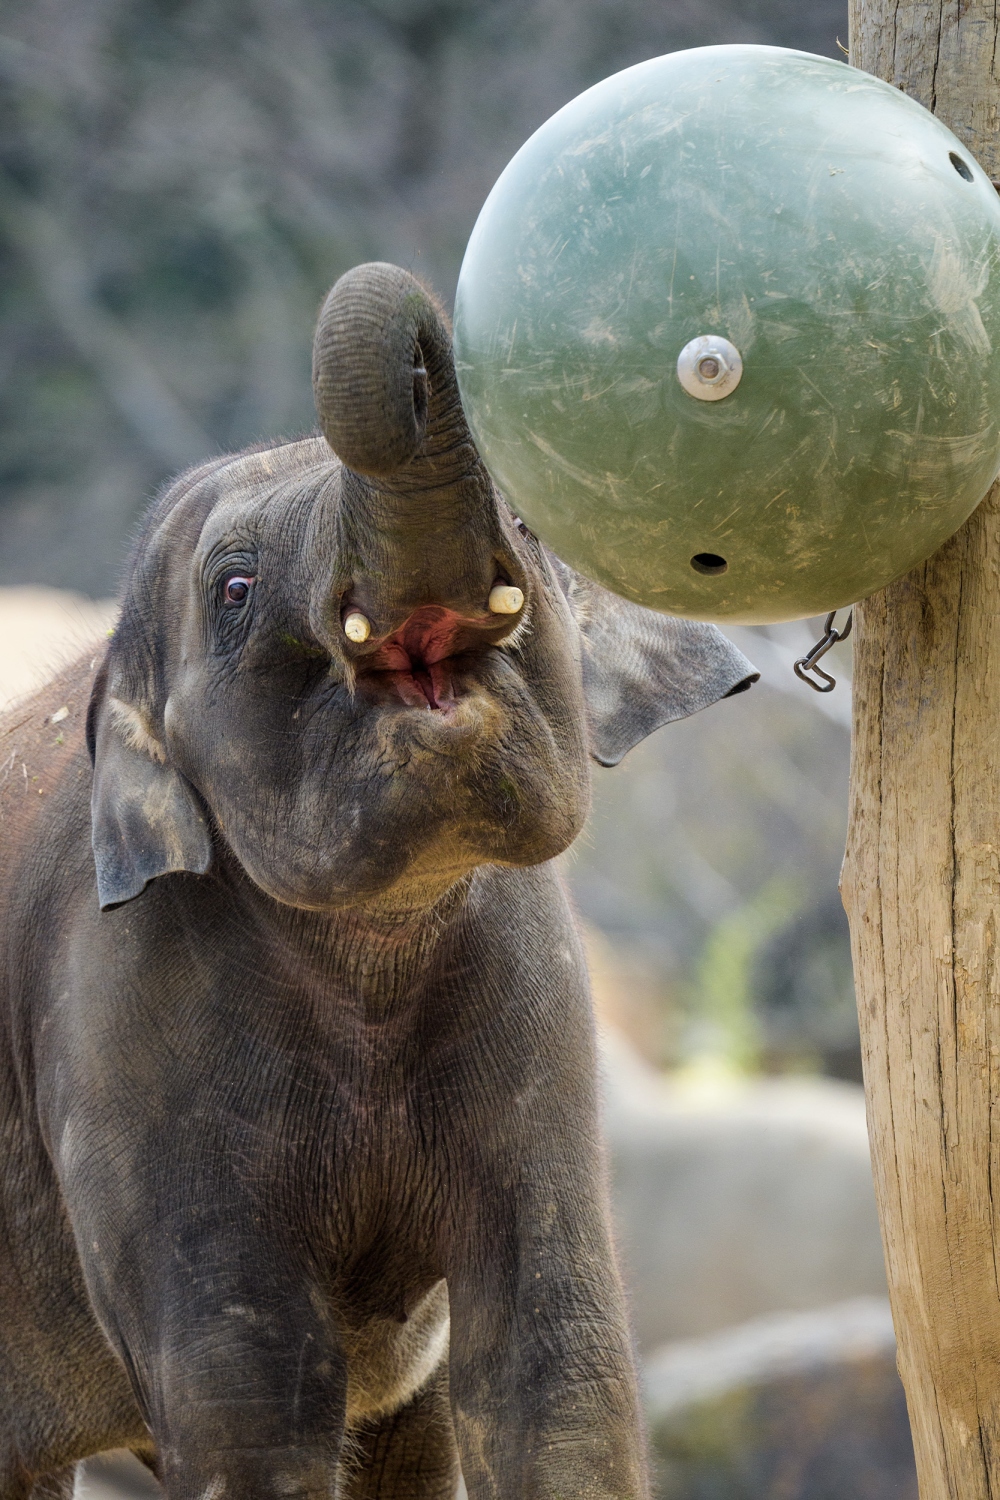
[690,552,729,576]
[950,152,974,181]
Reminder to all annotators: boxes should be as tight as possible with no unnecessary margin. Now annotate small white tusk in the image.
[343,610,372,643]
[488,584,524,615]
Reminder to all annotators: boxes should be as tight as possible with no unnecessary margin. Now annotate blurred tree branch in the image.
[0,173,213,469]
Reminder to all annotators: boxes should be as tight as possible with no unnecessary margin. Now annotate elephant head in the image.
[88,262,756,912]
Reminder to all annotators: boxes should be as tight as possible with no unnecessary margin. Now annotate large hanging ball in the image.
[453,45,1000,623]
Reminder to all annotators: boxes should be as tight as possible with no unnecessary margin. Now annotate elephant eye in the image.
[223,574,255,606]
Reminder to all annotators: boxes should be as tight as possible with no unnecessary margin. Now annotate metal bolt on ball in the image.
[676,335,744,401]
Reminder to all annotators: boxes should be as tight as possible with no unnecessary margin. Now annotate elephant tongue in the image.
[368,605,486,710]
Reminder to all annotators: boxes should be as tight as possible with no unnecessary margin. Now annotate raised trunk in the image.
[843,6,1000,1496]
[311,262,523,637]
[312,261,478,497]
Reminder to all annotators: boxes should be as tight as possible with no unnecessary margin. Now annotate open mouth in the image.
[357,605,497,712]
[388,660,456,711]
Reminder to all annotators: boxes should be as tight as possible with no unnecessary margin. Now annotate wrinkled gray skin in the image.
[0,264,755,1500]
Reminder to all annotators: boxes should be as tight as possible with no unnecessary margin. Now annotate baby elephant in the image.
[0,263,755,1500]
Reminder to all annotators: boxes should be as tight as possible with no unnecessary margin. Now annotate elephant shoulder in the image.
[0,656,97,893]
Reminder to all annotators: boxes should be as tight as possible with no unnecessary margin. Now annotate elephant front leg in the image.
[447,1195,648,1500]
[154,1304,347,1500]
[82,1222,348,1500]
[155,1374,345,1500]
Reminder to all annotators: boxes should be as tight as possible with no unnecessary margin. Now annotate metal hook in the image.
[793,609,854,693]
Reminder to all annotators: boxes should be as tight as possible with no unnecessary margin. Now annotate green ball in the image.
[453,45,1000,623]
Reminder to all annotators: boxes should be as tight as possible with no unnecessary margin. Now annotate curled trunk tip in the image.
[312,262,455,480]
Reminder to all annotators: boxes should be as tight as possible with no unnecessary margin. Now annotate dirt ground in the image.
[0,587,117,712]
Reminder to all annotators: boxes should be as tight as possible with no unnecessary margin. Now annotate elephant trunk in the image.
[311,263,521,637]
[312,262,476,495]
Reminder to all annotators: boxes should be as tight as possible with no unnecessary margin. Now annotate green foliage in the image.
[688,880,795,1070]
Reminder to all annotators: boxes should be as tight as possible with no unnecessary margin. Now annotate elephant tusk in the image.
[343,611,372,643]
[488,584,524,615]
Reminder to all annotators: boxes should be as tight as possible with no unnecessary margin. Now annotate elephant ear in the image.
[551,559,759,768]
[87,665,212,911]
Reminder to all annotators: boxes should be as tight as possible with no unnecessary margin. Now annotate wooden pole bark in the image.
[842,6,1000,1496]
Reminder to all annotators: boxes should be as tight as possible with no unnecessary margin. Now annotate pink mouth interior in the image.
[365,605,487,710]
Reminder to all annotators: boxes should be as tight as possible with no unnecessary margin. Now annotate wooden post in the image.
[842,5,1000,1496]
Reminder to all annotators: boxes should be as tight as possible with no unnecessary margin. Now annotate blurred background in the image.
[2,2,915,1495]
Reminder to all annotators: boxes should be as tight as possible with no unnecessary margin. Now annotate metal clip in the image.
[793,609,853,693]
